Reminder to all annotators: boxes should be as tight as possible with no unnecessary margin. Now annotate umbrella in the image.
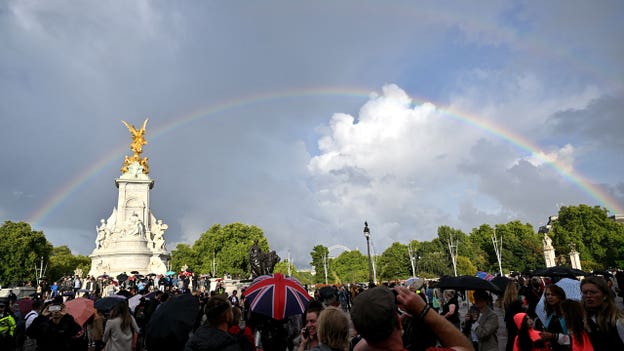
[145,293,199,350]
[116,290,133,298]
[244,273,311,320]
[97,274,109,279]
[94,296,126,312]
[65,298,94,326]
[531,266,588,278]
[491,276,511,292]
[437,275,502,293]
[143,290,160,300]
[128,294,143,313]
[130,271,140,275]
[165,271,176,276]
[146,273,157,277]
[536,278,581,326]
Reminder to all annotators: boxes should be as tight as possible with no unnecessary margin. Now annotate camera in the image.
[49,305,62,312]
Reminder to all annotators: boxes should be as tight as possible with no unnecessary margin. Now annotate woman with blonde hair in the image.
[310,306,350,351]
[503,281,525,351]
[581,276,624,350]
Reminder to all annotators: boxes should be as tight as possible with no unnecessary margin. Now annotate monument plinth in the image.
[88,119,169,277]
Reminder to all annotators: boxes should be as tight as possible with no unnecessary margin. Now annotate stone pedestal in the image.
[88,161,169,277]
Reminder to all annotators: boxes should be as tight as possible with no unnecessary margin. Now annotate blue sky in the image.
[1,1,623,269]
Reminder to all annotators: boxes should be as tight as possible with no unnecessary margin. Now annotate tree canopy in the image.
[0,221,53,286]
[170,222,270,278]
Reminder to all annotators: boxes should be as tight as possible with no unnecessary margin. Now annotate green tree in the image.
[552,205,624,268]
[378,242,411,281]
[309,245,329,283]
[0,221,53,285]
[330,250,369,284]
[169,243,197,274]
[191,223,269,278]
[47,246,91,282]
[469,221,542,274]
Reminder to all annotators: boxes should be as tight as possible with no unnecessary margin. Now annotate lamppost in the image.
[363,221,374,287]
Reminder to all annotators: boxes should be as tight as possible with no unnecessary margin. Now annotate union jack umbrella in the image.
[244,273,311,320]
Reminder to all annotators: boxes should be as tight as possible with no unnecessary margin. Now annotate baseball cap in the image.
[350,287,398,343]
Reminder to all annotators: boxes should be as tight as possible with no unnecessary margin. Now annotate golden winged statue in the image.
[121,118,150,174]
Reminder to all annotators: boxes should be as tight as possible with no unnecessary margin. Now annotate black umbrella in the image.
[490,276,511,293]
[116,290,133,298]
[130,271,140,275]
[94,296,126,312]
[146,293,199,350]
[437,275,502,293]
[531,266,588,278]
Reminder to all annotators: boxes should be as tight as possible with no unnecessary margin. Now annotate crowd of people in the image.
[0,270,623,351]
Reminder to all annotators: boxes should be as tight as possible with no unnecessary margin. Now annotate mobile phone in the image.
[49,305,62,312]
[302,327,309,339]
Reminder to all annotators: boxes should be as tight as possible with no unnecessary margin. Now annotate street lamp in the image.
[363,221,374,287]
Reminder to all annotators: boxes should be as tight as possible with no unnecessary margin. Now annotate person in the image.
[512,312,547,351]
[580,276,624,350]
[27,297,84,351]
[103,300,138,351]
[521,278,542,319]
[318,286,340,308]
[350,286,473,351]
[86,309,105,351]
[309,306,349,351]
[8,290,17,305]
[536,284,568,351]
[559,299,594,351]
[297,300,323,351]
[503,281,526,351]
[0,301,16,351]
[229,290,240,308]
[471,289,499,351]
[462,305,480,350]
[228,306,255,351]
[184,295,242,351]
[23,299,42,351]
[441,289,461,329]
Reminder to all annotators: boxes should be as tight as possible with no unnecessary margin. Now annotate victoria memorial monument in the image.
[88,119,170,276]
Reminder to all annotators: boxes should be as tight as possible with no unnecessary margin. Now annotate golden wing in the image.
[122,120,139,137]
[139,118,149,134]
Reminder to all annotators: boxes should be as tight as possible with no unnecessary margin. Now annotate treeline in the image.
[2,204,622,286]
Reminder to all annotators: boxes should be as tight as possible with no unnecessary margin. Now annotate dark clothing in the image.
[442,296,460,328]
[184,326,242,351]
[27,313,83,351]
[504,299,525,351]
[521,286,541,319]
[402,315,438,351]
[587,317,624,351]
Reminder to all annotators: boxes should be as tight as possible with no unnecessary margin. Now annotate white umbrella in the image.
[535,278,581,325]
[128,294,142,313]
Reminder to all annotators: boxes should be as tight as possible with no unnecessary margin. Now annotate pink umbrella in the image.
[244,273,311,320]
[65,298,95,326]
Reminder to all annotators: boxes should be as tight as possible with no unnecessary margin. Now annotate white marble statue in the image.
[543,233,553,249]
[96,219,110,249]
[125,213,146,238]
[152,219,168,250]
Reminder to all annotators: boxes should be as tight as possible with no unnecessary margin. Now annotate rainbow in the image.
[28,86,624,226]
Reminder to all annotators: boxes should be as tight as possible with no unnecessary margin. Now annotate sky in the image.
[2,1,623,270]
